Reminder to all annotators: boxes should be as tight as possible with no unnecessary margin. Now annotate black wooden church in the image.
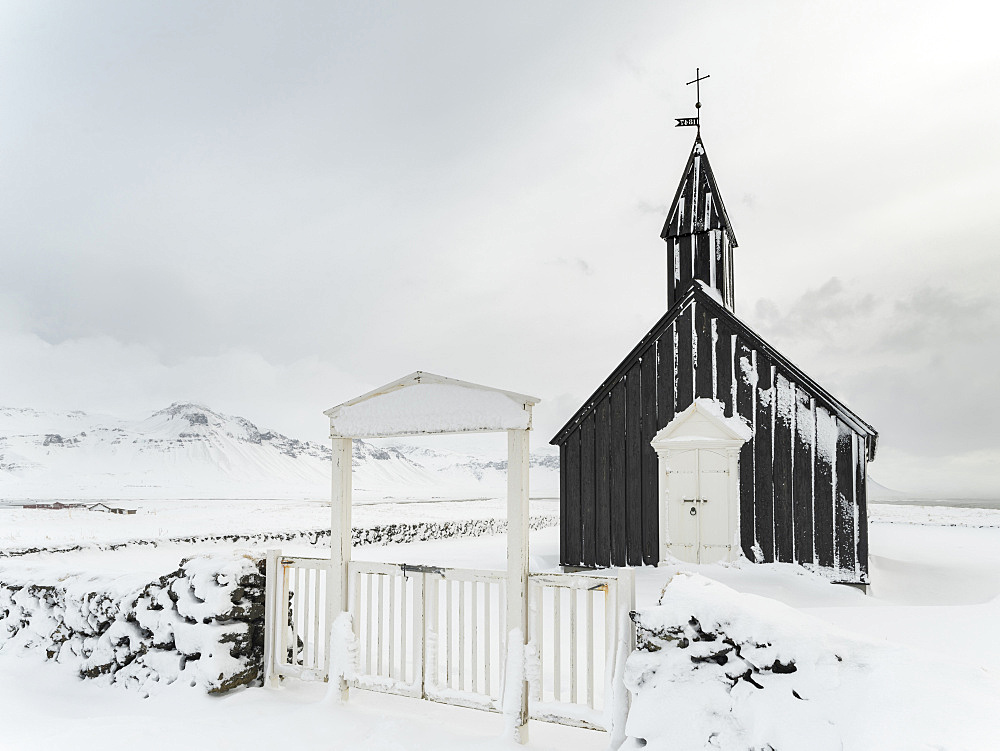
[551,134,877,585]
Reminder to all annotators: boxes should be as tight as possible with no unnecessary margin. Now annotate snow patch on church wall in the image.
[775,375,795,428]
[815,406,839,467]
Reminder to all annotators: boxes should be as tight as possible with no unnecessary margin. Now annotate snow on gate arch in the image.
[324,371,538,438]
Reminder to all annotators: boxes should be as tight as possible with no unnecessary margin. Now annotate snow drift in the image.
[624,574,1000,751]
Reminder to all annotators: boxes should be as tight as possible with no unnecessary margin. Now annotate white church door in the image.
[651,400,751,565]
[665,447,732,564]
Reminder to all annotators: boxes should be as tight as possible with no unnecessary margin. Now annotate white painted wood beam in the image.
[505,428,530,743]
[329,435,353,700]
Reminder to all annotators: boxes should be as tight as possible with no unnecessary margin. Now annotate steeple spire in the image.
[688,67,709,135]
[661,133,738,311]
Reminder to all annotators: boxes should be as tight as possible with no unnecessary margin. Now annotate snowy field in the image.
[2,502,1000,749]
[0,497,560,555]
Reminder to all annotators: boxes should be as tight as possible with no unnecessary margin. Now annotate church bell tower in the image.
[660,133,738,311]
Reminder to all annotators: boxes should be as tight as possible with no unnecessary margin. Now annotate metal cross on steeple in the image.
[675,67,710,133]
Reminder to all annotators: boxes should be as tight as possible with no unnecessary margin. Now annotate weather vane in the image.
[675,67,710,132]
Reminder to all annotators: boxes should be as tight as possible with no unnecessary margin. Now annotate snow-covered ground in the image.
[2,502,999,749]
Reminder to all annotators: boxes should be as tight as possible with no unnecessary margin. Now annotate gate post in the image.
[263,548,280,688]
[417,571,428,699]
[505,428,530,743]
[329,436,353,699]
[608,567,637,750]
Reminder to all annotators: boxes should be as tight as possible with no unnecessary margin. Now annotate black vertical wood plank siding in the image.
[694,234,711,285]
[656,323,676,428]
[716,234,724,304]
[580,412,597,567]
[678,238,693,292]
[715,322,734,416]
[676,307,694,413]
[715,233,724,304]
[693,155,706,229]
[734,336,756,559]
[813,408,835,568]
[792,388,815,564]
[625,363,643,566]
[695,303,714,399]
[754,353,775,563]
[610,382,627,567]
[565,428,582,566]
[854,435,869,578]
[734,336,754,423]
[834,420,856,574]
[772,375,794,563]
[725,238,735,308]
[666,241,675,310]
[640,348,659,564]
[595,398,612,567]
[559,442,567,564]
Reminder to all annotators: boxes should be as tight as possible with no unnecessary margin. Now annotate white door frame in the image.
[650,401,750,564]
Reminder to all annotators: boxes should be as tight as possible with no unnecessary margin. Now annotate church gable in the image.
[552,283,876,453]
[552,282,876,582]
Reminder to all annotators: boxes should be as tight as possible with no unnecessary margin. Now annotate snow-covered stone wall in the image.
[0,554,265,696]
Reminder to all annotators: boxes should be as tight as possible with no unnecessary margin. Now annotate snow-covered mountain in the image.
[0,404,559,501]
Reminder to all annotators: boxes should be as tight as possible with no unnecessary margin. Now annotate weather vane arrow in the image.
[675,68,710,130]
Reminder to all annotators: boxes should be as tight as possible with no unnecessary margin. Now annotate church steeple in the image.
[661,134,738,311]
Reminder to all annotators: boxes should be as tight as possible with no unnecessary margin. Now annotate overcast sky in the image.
[2,1,999,497]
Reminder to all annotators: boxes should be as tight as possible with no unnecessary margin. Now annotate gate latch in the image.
[400,563,444,577]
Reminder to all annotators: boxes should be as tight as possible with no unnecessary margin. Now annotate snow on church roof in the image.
[325,371,540,438]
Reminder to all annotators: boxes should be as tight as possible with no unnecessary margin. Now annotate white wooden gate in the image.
[529,569,635,731]
[348,560,508,709]
[263,551,635,732]
[263,553,332,682]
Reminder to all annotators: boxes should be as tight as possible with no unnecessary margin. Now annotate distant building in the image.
[86,502,136,515]
[22,501,79,510]
[551,135,876,585]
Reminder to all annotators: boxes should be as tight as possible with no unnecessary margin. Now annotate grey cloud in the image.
[747,279,1000,464]
[636,200,669,216]
[2,1,999,498]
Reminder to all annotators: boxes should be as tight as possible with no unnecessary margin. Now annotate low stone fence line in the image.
[0,514,560,558]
